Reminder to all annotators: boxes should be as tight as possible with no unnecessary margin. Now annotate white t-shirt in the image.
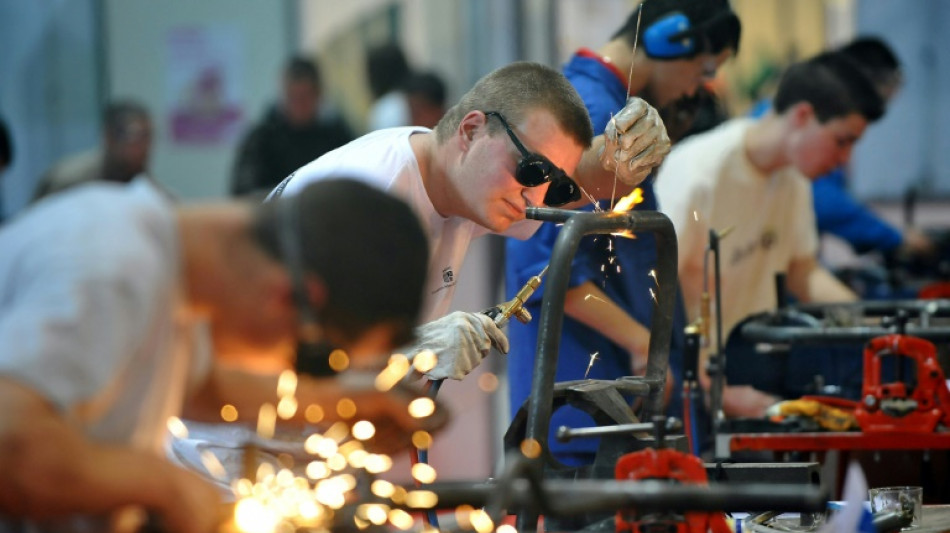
[368,91,411,131]
[655,119,818,340]
[0,179,211,454]
[276,127,536,321]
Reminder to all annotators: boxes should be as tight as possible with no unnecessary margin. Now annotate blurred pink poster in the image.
[165,26,243,145]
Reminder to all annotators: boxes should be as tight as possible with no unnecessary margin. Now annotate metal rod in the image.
[409,480,826,516]
[519,207,678,531]
[557,422,657,442]
[741,322,950,344]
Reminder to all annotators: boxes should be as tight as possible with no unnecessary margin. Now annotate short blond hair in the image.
[434,62,592,149]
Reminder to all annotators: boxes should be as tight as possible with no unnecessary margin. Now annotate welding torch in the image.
[483,266,548,327]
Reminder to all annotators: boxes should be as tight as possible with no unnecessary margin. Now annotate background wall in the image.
[852,0,950,200]
[0,0,101,217]
[104,0,294,199]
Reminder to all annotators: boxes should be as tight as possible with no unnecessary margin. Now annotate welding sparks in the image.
[227,344,450,533]
[584,351,600,379]
[256,403,277,439]
[649,288,658,304]
[408,397,436,418]
[277,370,297,398]
[584,293,607,304]
[648,269,658,287]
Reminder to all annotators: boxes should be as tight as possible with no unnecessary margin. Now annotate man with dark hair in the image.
[231,56,353,197]
[273,61,670,382]
[404,70,447,129]
[0,177,437,532]
[365,43,412,130]
[812,37,933,261]
[33,100,155,201]
[655,52,886,417]
[506,0,741,465]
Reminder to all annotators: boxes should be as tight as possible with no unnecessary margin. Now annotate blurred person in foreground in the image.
[0,178,439,533]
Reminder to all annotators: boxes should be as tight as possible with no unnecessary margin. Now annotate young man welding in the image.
[506,0,741,465]
[272,61,672,381]
[0,178,437,533]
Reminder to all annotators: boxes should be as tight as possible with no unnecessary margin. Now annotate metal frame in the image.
[517,207,679,530]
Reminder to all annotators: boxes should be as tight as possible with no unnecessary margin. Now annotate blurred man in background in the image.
[231,56,353,197]
[33,100,155,201]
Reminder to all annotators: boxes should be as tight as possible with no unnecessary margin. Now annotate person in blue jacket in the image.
[505,0,741,465]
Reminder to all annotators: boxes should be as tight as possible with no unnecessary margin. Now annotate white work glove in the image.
[599,96,672,186]
[405,311,510,381]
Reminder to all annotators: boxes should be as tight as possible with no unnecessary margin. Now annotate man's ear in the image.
[456,110,487,151]
[789,101,815,128]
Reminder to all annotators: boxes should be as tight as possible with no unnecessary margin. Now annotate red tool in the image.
[615,447,731,533]
[854,334,950,433]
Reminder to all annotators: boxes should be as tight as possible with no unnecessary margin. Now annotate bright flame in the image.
[498,525,519,533]
[612,187,644,213]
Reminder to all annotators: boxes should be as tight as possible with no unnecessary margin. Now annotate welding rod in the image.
[557,422,655,442]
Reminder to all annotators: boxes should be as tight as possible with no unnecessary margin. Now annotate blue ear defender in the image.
[642,12,696,59]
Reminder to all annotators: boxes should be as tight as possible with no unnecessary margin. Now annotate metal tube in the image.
[519,207,678,530]
[557,422,657,442]
[741,322,950,344]
[410,480,826,515]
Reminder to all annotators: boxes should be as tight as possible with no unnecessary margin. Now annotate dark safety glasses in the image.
[484,111,581,207]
